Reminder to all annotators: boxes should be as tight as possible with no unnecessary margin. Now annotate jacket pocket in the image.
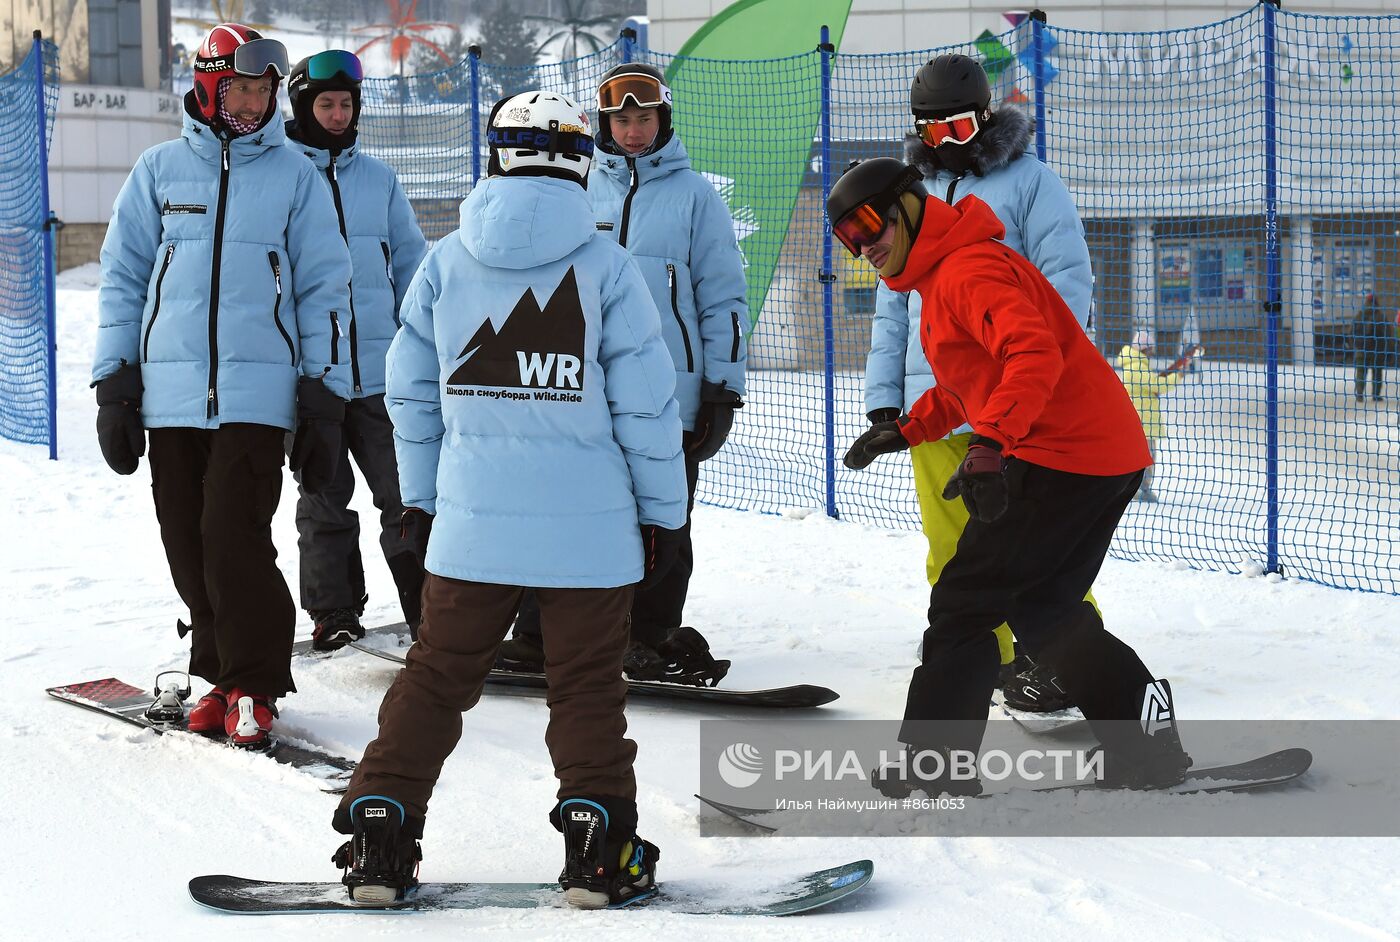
[142,243,176,362]
[329,311,342,365]
[267,251,294,364]
[381,240,400,327]
[667,263,695,373]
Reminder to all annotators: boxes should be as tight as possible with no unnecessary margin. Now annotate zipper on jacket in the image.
[381,240,399,327]
[206,138,231,419]
[667,263,695,372]
[327,156,362,392]
[617,157,640,247]
[142,243,176,362]
[268,252,294,364]
[329,311,342,365]
[945,173,964,205]
[729,311,742,363]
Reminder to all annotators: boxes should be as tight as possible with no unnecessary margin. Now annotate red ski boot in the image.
[186,687,229,735]
[224,689,278,750]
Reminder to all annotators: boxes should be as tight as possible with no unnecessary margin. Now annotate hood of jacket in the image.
[180,91,287,166]
[883,194,1006,293]
[284,120,360,170]
[902,103,1034,179]
[458,175,597,269]
[595,131,692,189]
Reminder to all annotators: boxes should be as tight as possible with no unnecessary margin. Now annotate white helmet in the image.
[486,90,595,184]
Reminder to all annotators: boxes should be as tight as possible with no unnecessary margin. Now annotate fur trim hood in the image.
[903,104,1034,178]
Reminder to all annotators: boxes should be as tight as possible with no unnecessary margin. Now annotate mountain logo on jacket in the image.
[446,267,586,398]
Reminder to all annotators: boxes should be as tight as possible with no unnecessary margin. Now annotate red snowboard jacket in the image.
[883,194,1151,476]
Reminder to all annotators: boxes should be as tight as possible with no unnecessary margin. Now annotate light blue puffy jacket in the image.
[94,98,353,429]
[590,133,748,431]
[864,106,1093,418]
[387,175,689,588]
[285,124,427,397]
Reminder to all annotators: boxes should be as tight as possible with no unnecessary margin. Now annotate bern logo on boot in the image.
[447,267,587,397]
[1140,680,1173,736]
[364,807,388,818]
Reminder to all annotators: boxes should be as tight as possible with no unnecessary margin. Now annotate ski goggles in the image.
[304,49,363,83]
[914,109,981,148]
[487,126,596,159]
[228,38,290,78]
[598,71,673,113]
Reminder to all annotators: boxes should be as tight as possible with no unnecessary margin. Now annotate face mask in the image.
[935,140,977,175]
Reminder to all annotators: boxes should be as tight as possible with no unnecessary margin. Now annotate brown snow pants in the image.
[339,574,636,821]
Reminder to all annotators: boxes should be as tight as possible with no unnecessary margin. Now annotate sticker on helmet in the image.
[505,106,531,123]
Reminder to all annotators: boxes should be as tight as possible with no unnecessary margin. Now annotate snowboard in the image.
[1000,702,1088,734]
[697,748,1314,833]
[341,623,841,709]
[47,677,356,794]
[188,858,874,916]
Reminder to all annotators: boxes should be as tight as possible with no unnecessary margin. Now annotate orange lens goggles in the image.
[832,203,889,257]
[915,110,981,147]
[598,72,673,112]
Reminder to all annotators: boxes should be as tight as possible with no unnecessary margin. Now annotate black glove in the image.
[843,418,911,470]
[399,507,434,564]
[687,380,744,463]
[94,362,144,475]
[866,407,900,425]
[638,524,684,590]
[941,435,1010,523]
[289,376,346,495]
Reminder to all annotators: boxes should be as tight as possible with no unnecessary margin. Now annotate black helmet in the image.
[826,158,927,257]
[910,53,991,118]
[596,61,673,157]
[288,50,363,150]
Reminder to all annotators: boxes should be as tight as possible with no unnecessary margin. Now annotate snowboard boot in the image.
[1002,661,1076,713]
[310,608,366,651]
[623,627,731,687]
[872,747,984,800]
[224,689,278,750]
[553,797,659,909]
[332,795,423,904]
[495,632,546,673]
[186,687,228,735]
[1093,678,1192,789]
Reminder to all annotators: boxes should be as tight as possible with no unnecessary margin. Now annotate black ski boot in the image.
[872,747,984,800]
[496,633,546,673]
[554,797,659,909]
[332,796,422,904]
[1093,679,1193,789]
[1002,660,1076,713]
[624,627,731,687]
[311,608,365,652]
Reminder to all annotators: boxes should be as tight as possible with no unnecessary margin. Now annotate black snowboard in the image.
[332,623,840,709]
[47,678,355,794]
[697,748,1314,832]
[188,859,874,915]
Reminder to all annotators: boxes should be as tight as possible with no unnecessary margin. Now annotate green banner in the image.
[665,0,853,328]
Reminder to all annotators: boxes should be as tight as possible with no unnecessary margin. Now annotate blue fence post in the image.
[620,27,636,64]
[468,45,482,185]
[1030,10,1048,162]
[819,25,838,519]
[1261,0,1282,575]
[32,31,57,461]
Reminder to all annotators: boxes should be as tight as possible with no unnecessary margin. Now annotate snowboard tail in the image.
[47,678,356,794]
[188,859,874,916]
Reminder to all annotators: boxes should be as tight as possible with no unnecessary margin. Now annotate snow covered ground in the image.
[2,267,1398,939]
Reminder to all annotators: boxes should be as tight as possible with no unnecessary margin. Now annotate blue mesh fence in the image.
[0,38,58,453]
[294,4,1400,594]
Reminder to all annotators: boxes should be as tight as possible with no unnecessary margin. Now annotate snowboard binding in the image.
[624,627,731,687]
[145,671,191,725]
[555,798,659,909]
[333,795,422,905]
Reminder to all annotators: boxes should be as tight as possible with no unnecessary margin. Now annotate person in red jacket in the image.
[832,158,1189,793]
